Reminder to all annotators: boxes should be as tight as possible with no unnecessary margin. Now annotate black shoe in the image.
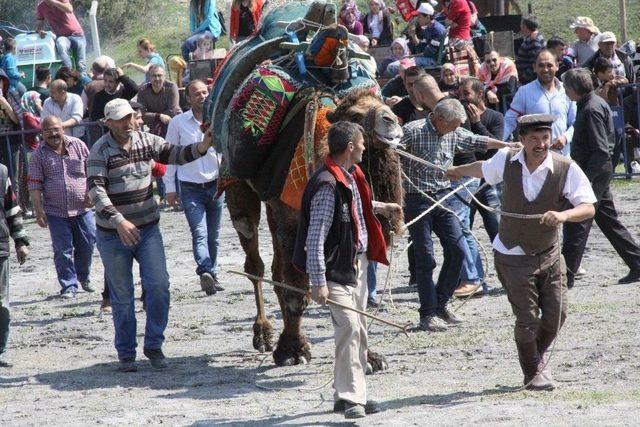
[367,297,379,308]
[418,315,448,332]
[212,275,225,292]
[117,357,137,372]
[143,348,168,369]
[200,273,217,295]
[0,353,12,368]
[618,269,640,284]
[343,402,366,419]
[334,399,381,414]
[437,305,464,324]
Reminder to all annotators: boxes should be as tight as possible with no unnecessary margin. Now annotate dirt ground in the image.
[2,182,640,426]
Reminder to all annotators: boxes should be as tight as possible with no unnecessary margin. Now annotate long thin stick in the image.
[228,270,410,336]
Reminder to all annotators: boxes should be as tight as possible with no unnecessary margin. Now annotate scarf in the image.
[20,91,41,116]
[388,38,410,60]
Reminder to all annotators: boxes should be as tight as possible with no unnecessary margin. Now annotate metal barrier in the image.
[612,83,640,179]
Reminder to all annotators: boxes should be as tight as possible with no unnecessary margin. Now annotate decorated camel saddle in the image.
[206,0,380,206]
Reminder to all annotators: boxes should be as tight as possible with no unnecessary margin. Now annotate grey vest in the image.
[499,150,571,255]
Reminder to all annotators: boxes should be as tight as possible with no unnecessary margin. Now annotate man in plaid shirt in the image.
[401,98,517,332]
[293,122,401,419]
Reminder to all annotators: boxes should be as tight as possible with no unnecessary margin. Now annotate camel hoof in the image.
[273,334,312,366]
[366,349,389,374]
[253,322,274,353]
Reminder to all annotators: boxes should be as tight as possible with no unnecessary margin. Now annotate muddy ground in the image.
[2,181,640,426]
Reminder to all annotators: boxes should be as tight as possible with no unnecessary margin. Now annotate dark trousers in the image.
[469,181,500,241]
[404,193,466,317]
[562,165,640,287]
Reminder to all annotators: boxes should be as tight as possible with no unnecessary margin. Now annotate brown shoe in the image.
[453,283,482,298]
[516,341,555,391]
[100,298,112,314]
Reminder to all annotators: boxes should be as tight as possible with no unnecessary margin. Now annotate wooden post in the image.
[619,0,628,42]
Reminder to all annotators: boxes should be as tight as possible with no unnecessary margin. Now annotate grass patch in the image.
[505,389,640,406]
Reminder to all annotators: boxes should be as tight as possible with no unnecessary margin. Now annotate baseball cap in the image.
[598,32,617,43]
[103,98,135,121]
[416,2,435,15]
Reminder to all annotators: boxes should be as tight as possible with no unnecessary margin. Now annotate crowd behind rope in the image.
[0,0,639,421]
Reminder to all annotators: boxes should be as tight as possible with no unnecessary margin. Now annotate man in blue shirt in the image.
[407,3,446,67]
[504,49,576,156]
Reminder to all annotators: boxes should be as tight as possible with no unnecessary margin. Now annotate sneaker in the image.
[453,283,482,298]
[200,272,217,295]
[60,290,76,299]
[80,281,96,293]
[212,275,225,292]
[437,305,464,324]
[334,400,381,414]
[343,402,366,419]
[418,315,448,332]
[100,298,112,314]
[575,266,587,278]
[117,357,137,372]
[143,348,168,370]
[0,353,12,368]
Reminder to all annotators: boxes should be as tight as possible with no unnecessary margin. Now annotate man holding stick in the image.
[293,122,401,419]
[446,114,596,390]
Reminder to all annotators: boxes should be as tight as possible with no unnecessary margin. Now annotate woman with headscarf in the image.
[339,3,363,36]
[438,63,461,95]
[361,0,393,47]
[379,38,410,78]
[20,91,42,151]
[477,50,519,112]
[181,0,224,60]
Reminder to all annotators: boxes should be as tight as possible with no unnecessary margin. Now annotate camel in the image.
[224,88,404,367]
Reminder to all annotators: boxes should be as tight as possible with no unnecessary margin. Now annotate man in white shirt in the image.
[41,79,84,138]
[446,114,596,391]
[164,80,224,295]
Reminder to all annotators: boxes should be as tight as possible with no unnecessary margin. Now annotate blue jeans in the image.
[367,261,377,300]
[181,30,216,60]
[55,34,87,73]
[180,181,224,276]
[445,179,484,285]
[96,224,170,359]
[469,180,500,242]
[404,193,466,317]
[47,211,96,293]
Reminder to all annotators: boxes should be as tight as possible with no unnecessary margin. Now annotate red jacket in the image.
[229,0,264,40]
[446,0,471,40]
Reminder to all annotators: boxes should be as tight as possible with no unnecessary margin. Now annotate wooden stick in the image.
[228,270,410,337]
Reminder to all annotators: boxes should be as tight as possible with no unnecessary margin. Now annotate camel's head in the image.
[327,89,403,150]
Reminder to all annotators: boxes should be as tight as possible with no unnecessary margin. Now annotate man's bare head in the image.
[413,74,444,110]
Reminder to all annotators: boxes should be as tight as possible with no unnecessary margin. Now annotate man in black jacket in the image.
[293,122,401,419]
[582,32,635,83]
[561,68,640,287]
[90,68,138,122]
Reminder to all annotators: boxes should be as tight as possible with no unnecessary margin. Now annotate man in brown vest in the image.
[446,114,596,390]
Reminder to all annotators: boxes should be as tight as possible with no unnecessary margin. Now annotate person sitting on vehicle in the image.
[35,0,87,74]
[361,0,393,47]
[547,37,574,80]
[230,0,264,44]
[477,50,519,113]
[192,35,215,60]
[406,2,446,67]
[123,39,166,83]
[379,38,410,77]
[182,0,224,60]
[29,66,51,104]
[339,2,364,36]
[0,38,26,95]
[55,66,90,96]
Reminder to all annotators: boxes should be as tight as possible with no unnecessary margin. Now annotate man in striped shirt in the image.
[0,163,29,368]
[88,98,214,372]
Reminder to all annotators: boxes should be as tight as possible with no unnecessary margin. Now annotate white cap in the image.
[598,31,617,43]
[417,2,435,15]
[103,98,135,121]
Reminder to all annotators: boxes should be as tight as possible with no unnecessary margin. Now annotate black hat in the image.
[517,114,556,134]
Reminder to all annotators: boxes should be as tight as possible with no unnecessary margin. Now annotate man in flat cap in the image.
[569,17,600,66]
[446,114,596,390]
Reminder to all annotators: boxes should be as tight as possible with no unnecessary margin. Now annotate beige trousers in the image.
[327,253,369,405]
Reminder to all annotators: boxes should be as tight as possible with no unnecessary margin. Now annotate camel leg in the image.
[266,200,311,366]
[226,181,274,353]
